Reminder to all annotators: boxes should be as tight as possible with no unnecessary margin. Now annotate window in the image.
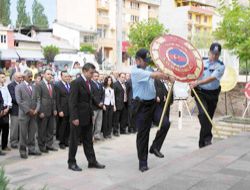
[0,35,6,44]
[188,25,192,32]
[83,35,95,43]
[204,16,208,23]
[97,27,107,38]
[188,13,192,20]
[196,15,201,23]
[97,28,102,38]
[130,15,139,23]
[130,2,139,9]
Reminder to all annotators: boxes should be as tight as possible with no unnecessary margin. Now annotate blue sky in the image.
[10,0,56,27]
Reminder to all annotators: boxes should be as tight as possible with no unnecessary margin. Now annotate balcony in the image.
[97,15,110,26]
[97,0,109,11]
[97,38,115,48]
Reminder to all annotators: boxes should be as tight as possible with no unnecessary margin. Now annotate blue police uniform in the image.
[195,58,225,148]
[131,65,157,170]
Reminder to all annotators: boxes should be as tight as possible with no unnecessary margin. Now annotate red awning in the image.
[122,41,130,52]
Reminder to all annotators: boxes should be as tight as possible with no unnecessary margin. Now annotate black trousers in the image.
[135,100,155,166]
[194,87,220,148]
[128,104,136,132]
[0,117,9,149]
[102,105,113,137]
[58,116,70,145]
[68,123,97,165]
[151,103,171,151]
[113,103,128,133]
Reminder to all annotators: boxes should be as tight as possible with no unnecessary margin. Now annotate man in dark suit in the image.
[91,71,104,141]
[36,69,58,153]
[55,71,71,149]
[16,70,41,159]
[149,79,173,158]
[0,91,5,155]
[68,63,105,172]
[113,73,128,135]
[7,72,23,149]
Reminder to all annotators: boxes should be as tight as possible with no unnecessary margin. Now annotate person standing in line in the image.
[0,71,12,151]
[91,71,104,141]
[7,72,23,149]
[68,63,105,172]
[36,69,58,153]
[189,43,225,148]
[102,76,116,139]
[131,48,173,172]
[55,71,71,149]
[0,91,5,155]
[16,70,42,159]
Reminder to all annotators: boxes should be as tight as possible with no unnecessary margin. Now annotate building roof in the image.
[137,0,161,6]
[0,49,19,60]
[16,49,44,61]
[14,33,40,43]
[34,32,77,52]
[54,21,97,34]
[0,24,13,31]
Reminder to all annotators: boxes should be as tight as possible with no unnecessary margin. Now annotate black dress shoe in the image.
[11,144,18,149]
[88,162,105,169]
[20,153,28,159]
[204,141,212,146]
[0,151,6,156]
[28,151,42,156]
[59,144,66,149]
[139,165,149,172]
[46,146,58,151]
[120,131,129,135]
[113,133,119,137]
[149,148,164,158]
[68,164,82,172]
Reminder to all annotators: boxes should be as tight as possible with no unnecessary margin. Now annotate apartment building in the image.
[54,0,160,67]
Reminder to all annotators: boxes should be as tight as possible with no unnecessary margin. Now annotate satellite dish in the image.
[220,65,238,92]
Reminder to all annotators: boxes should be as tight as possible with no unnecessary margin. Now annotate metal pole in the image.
[116,0,123,70]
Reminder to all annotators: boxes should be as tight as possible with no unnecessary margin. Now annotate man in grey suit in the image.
[16,70,41,159]
[36,69,58,153]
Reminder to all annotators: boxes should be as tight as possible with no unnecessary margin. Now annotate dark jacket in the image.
[55,81,70,116]
[126,79,133,106]
[69,76,93,126]
[7,81,19,116]
[113,81,126,110]
[90,80,104,111]
[154,79,173,106]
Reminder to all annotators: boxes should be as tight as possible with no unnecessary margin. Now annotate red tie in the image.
[86,80,90,93]
[48,83,52,97]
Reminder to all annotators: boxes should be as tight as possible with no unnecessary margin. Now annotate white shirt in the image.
[0,85,12,107]
[104,87,115,106]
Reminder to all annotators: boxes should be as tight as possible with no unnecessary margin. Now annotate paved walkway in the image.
[1,115,201,190]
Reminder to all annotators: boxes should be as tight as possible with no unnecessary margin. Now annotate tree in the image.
[214,0,250,74]
[128,19,168,57]
[0,0,11,26]
[43,45,59,64]
[32,0,48,29]
[80,44,96,54]
[16,0,31,28]
[191,32,214,49]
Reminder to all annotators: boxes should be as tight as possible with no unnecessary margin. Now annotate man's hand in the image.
[103,105,106,111]
[3,108,9,115]
[59,111,64,117]
[39,113,45,118]
[98,103,103,108]
[113,106,116,112]
[189,81,198,89]
[27,109,34,116]
[33,110,38,116]
[168,76,175,83]
[156,97,160,103]
[72,119,79,126]
[53,110,57,116]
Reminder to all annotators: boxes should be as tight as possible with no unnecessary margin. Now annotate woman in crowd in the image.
[102,76,116,138]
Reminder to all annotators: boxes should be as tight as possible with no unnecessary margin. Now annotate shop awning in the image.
[122,41,130,52]
[16,49,44,61]
[0,49,19,60]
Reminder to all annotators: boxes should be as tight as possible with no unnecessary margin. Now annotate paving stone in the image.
[229,179,250,190]
[227,160,250,172]
[218,168,249,177]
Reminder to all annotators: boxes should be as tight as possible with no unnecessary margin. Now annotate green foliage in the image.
[214,0,250,72]
[16,0,31,28]
[32,0,48,29]
[191,32,214,49]
[80,44,96,54]
[43,45,59,64]
[128,19,168,57]
[0,0,11,26]
[0,167,9,190]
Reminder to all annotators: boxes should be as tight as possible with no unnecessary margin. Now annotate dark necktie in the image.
[66,83,70,92]
[86,80,90,93]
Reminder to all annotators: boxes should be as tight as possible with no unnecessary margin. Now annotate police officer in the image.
[131,48,172,172]
[189,43,225,148]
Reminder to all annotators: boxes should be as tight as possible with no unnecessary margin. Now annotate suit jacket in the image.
[90,80,104,110]
[0,91,3,111]
[55,81,70,116]
[154,79,173,106]
[126,79,133,106]
[7,81,19,116]
[113,81,126,110]
[15,82,40,117]
[69,76,93,126]
[36,80,56,116]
